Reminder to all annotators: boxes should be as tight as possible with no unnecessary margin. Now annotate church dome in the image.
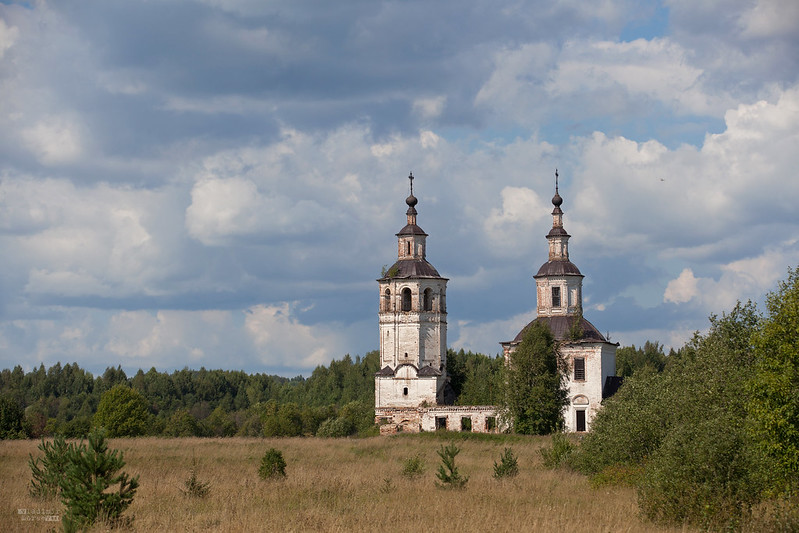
[534,260,582,277]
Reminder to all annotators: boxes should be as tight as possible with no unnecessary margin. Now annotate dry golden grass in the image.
[1,434,695,532]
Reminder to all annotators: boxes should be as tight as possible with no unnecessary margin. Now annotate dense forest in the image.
[0,348,510,439]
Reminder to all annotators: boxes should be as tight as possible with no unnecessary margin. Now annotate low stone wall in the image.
[376,406,506,435]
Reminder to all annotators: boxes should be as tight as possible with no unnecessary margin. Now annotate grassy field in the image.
[1,433,695,532]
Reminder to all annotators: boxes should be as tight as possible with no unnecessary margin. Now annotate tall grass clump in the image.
[540,433,575,469]
[401,453,426,478]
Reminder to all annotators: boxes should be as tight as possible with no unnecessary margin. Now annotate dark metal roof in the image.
[547,227,569,237]
[381,259,442,279]
[375,365,395,377]
[397,224,427,236]
[417,365,442,377]
[509,315,608,344]
[534,260,583,277]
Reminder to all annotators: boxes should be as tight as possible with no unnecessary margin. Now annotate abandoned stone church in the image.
[374,173,619,434]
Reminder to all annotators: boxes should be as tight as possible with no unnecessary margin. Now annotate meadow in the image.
[0,433,696,533]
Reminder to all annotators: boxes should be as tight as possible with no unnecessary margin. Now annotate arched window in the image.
[406,241,411,256]
[423,288,432,311]
[402,288,412,311]
[383,288,391,312]
[439,290,446,312]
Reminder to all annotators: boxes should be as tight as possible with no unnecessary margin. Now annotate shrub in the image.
[316,416,355,438]
[29,434,73,498]
[181,457,211,498]
[59,427,139,532]
[493,447,519,479]
[0,394,30,439]
[540,433,575,469]
[259,448,287,479]
[401,454,426,478]
[435,443,468,489]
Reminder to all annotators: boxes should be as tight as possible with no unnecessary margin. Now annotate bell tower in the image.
[375,173,448,408]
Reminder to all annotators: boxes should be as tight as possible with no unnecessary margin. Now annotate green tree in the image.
[502,321,567,434]
[435,443,468,489]
[29,434,73,498]
[93,385,152,437]
[60,427,139,532]
[0,394,29,439]
[615,340,667,377]
[749,266,799,490]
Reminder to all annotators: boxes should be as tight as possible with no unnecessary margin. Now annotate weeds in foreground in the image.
[435,443,468,489]
[401,454,426,478]
[540,433,576,469]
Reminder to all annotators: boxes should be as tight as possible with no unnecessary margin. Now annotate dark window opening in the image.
[435,417,447,430]
[423,288,432,311]
[407,241,411,255]
[574,357,585,381]
[403,387,408,396]
[402,288,412,311]
[486,416,497,431]
[461,417,472,432]
[576,410,586,432]
[552,286,561,307]
[384,288,391,311]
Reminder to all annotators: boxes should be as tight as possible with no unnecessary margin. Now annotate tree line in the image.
[0,347,513,439]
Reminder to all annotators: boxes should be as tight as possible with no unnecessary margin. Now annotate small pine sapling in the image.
[435,443,468,489]
[29,434,73,498]
[258,448,287,479]
[59,427,139,532]
[493,447,519,479]
[181,456,211,498]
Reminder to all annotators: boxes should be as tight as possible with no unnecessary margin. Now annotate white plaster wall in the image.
[562,343,610,432]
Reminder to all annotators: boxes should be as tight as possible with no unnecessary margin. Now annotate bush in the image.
[637,417,764,529]
[29,434,73,498]
[59,427,139,532]
[0,394,30,439]
[316,416,355,438]
[435,444,468,489]
[493,447,519,479]
[540,433,576,469]
[401,454,426,478]
[258,448,287,479]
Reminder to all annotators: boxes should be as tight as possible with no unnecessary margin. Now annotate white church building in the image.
[375,172,618,434]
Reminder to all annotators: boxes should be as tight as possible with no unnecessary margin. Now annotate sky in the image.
[0,0,797,377]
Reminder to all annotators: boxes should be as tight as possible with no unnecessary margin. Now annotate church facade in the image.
[500,172,618,432]
[374,172,617,434]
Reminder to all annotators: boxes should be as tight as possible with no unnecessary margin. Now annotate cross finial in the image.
[555,168,559,194]
[408,172,414,196]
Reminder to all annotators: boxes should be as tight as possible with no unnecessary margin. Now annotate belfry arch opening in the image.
[423,288,433,311]
[401,288,412,311]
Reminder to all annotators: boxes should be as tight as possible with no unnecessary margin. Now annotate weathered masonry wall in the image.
[375,406,507,435]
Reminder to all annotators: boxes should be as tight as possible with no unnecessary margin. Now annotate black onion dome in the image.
[552,192,563,207]
[406,193,418,208]
[534,260,583,277]
[511,315,607,344]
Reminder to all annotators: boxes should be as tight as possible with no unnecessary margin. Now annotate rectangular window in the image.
[552,286,561,307]
[576,410,586,432]
[574,357,585,381]
[486,416,496,431]
[460,417,472,432]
